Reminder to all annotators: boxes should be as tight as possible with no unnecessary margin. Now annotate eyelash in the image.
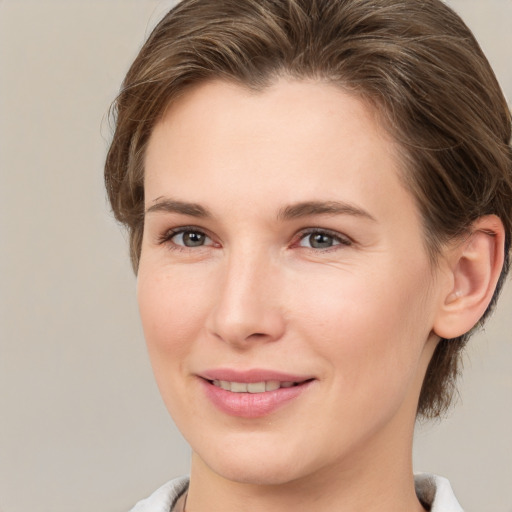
[157,226,353,252]
[157,226,216,251]
[293,228,353,251]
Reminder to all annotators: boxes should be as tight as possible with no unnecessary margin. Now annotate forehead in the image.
[151,78,390,149]
[144,78,417,228]
[148,79,396,175]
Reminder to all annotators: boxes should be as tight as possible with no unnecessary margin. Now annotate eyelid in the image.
[157,225,218,248]
[293,227,353,249]
[155,225,352,250]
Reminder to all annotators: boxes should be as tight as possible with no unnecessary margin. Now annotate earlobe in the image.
[433,215,505,339]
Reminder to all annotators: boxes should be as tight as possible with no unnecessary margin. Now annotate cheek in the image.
[290,262,434,390]
[136,264,213,423]
[137,265,210,364]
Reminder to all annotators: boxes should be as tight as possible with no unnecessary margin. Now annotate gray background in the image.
[0,1,510,511]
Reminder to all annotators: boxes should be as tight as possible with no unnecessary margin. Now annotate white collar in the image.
[415,473,464,511]
[130,474,464,511]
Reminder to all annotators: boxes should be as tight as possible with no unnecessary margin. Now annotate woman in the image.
[105,0,512,510]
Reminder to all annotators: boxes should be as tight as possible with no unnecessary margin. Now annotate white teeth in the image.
[211,380,300,393]
[247,381,266,393]
[230,382,248,393]
[265,380,280,391]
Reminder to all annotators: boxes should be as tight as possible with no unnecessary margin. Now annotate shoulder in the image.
[129,476,189,512]
[415,473,464,512]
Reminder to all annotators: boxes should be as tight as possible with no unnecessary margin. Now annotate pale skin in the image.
[137,78,504,512]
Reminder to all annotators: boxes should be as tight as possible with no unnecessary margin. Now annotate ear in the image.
[433,215,505,339]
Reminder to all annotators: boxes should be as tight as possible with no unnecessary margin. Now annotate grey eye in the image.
[304,233,337,249]
[297,230,351,250]
[173,230,210,247]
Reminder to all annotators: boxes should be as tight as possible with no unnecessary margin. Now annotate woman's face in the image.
[138,79,445,485]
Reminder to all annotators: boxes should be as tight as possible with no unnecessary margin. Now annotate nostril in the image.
[207,297,286,346]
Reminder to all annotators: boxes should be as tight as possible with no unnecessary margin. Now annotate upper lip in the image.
[200,368,314,383]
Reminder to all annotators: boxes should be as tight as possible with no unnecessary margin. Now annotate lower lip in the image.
[201,379,313,418]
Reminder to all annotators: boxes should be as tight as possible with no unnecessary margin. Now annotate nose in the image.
[206,250,286,348]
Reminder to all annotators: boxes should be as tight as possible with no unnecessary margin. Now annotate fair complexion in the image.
[137,78,501,512]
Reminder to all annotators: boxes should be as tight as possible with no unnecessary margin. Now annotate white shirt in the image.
[415,473,464,512]
[130,474,463,511]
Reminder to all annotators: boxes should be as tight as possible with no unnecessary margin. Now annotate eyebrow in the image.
[145,198,212,217]
[145,197,376,222]
[277,201,376,222]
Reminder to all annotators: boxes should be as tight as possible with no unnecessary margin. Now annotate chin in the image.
[192,431,318,486]
[207,457,309,486]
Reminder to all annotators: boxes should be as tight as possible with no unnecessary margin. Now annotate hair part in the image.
[105,0,512,418]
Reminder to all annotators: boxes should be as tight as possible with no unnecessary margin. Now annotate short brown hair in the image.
[105,0,512,418]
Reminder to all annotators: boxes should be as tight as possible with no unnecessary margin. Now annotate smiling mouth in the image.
[208,379,310,393]
[202,375,314,417]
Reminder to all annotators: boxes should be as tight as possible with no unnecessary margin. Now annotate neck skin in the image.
[184,339,437,512]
